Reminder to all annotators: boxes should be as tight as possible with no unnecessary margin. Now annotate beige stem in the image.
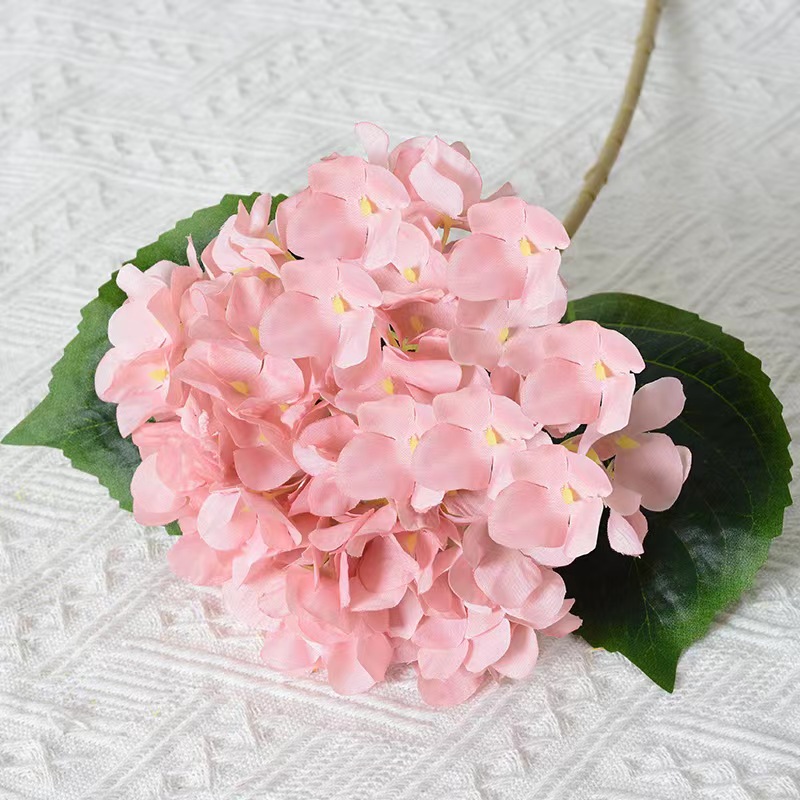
[562,0,663,239]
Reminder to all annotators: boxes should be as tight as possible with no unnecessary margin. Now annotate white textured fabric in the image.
[1,0,798,797]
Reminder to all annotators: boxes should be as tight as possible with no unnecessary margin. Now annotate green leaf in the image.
[2,193,285,525]
[558,293,792,690]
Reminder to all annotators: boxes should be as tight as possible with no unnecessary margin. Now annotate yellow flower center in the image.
[409,434,420,453]
[332,294,349,315]
[484,426,500,446]
[615,434,640,450]
[498,327,510,343]
[359,196,375,216]
[249,325,260,344]
[402,267,419,283]
[230,380,250,396]
[381,377,395,395]
[149,368,168,383]
[400,531,418,555]
[561,485,576,504]
[594,360,609,380]
[519,237,535,256]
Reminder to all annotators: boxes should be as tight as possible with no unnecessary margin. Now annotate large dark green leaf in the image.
[2,193,284,535]
[558,293,792,690]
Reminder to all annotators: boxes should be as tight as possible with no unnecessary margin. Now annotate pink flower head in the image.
[489,443,612,566]
[99,124,691,707]
[447,197,569,301]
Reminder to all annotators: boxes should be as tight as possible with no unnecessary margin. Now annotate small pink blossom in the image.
[489,444,612,567]
[389,134,482,222]
[260,258,382,368]
[447,196,568,301]
[508,320,645,444]
[283,155,409,264]
[203,194,289,276]
[595,377,692,555]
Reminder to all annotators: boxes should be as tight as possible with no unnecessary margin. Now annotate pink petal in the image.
[448,327,503,369]
[432,385,491,430]
[448,235,527,301]
[521,360,601,430]
[606,481,643,517]
[338,261,383,307]
[326,633,392,695]
[197,491,254,551]
[131,454,186,526]
[418,640,469,680]
[167,532,233,586]
[234,446,298,492]
[223,580,276,629]
[413,615,467,650]
[383,347,464,396]
[364,163,411,209]
[627,377,686,435]
[600,327,645,373]
[678,445,692,481]
[448,554,491,607]
[355,121,390,167]
[363,209,401,269]
[464,617,511,673]
[261,626,319,674]
[607,510,648,556]
[413,424,491,492]
[294,414,358,474]
[417,666,484,707]
[539,608,582,637]
[386,589,424,638]
[108,301,165,355]
[614,432,687,512]
[467,196,525,239]
[523,204,570,250]
[348,577,408,611]
[489,481,567,552]
[260,291,333,360]
[336,432,413,501]
[357,394,416,439]
[285,192,365,260]
[512,568,569,628]
[336,308,375,368]
[307,472,358,517]
[492,625,539,679]
[409,158,464,217]
[595,373,636,435]
[359,535,419,593]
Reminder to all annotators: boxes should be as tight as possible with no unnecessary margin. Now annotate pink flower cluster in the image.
[97,124,690,706]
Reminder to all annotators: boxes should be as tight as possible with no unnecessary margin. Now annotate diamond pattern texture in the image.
[1,0,799,797]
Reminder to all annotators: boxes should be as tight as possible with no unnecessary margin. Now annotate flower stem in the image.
[562,0,663,239]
